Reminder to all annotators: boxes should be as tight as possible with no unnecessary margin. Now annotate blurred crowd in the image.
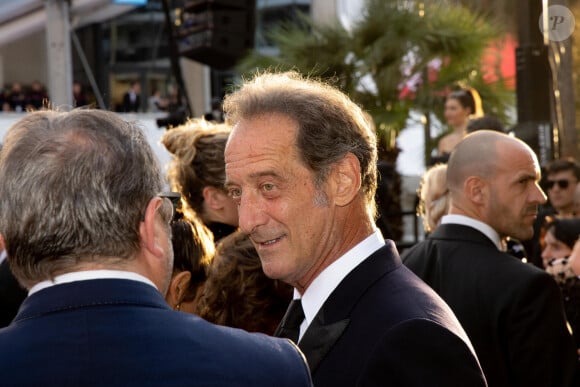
[0,80,90,112]
[0,81,50,112]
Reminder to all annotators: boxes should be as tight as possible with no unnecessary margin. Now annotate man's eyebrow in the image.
[225,170,284,188]
[515,173,539,182]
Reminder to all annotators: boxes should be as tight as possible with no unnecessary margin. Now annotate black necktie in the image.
[277,299,305,343]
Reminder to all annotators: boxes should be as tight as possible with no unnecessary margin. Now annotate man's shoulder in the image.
[335,250,482,382]
[180,314,294,354]
[347,249,459,322]
[401,227,554,298]
[403,224,501,258]
[173,315,310,374]
[0,290,312,386]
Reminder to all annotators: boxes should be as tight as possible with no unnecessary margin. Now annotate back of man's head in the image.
[446,130,502,193]
[0,109,163,288]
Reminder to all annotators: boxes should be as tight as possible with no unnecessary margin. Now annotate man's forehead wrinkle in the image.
[226,152,279,172]
[227,142,299,170]
[226,137,287,161]
[226,154,284,186]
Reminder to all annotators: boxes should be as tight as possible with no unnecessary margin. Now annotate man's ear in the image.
[464,176,487,205]
[166,270,191,308]
[139,197,165,257]
[203,186,228,210]
[332,152,362,207]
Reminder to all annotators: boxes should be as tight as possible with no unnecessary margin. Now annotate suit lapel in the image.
[298,308,350,372]
[297,241,401,373]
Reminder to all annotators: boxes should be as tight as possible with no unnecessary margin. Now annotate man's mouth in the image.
[253,235,285,246]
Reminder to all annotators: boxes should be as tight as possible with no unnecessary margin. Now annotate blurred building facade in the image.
[0,0,346,116]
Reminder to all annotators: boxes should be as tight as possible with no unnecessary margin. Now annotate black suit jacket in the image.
[290,241,486,387]
[121,91,140,112]
[403,224,579,387]
[0,260,27,327]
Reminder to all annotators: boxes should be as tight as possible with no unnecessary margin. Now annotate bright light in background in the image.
[336,0,364,32]
[112,0,148,5]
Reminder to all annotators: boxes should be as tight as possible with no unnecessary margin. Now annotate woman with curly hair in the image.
[161,118,238,242]
[195,231,293,335]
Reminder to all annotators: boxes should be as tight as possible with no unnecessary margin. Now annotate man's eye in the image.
[229,188,242,198]
[262,183,275,191]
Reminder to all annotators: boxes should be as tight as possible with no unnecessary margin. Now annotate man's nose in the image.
[238,190,268,234]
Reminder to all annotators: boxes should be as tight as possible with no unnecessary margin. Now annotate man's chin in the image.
[513,229,534,242]
[260,260,285,280]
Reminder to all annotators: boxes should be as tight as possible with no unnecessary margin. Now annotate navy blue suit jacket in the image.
[0,279,312,386]
[296,241,487,387]
[403,224,579,387]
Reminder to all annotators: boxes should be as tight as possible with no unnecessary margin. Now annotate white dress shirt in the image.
[441,214,503,251]
[296,229,385,341]
[28,270,157,296]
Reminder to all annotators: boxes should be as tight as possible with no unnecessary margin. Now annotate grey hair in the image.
[0,109,164,287]
[223,71,378,215]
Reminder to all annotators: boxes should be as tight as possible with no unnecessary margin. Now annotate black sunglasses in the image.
[545,179,571,190]
[158,191,183,221]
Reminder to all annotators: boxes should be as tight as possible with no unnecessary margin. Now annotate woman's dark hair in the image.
[544,216,580,249]
[447,87,483,117]
[171,217,215,302]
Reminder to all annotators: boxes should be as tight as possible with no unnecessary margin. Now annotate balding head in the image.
[447,131,534,192]
[446,130,546,240]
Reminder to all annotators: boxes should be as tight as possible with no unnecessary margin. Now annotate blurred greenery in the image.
[237,0,514,164]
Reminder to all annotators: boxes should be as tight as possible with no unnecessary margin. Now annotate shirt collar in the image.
[441,214,503,250]
[0,250,6,266]
[28,270,158,296]
[296,229,385,341]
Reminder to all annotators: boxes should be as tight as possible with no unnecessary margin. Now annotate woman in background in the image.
[417,163,449,234]
[437,87,483,157]
[161,118,238,242]
[541,217,580,271]
[541,217,580,349]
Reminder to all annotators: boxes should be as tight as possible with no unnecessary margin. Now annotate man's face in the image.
[541,229,572,268]
[485,144,547,241]
[225,113,340,289]
[444,98,470,130]
[545,170,578,214]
